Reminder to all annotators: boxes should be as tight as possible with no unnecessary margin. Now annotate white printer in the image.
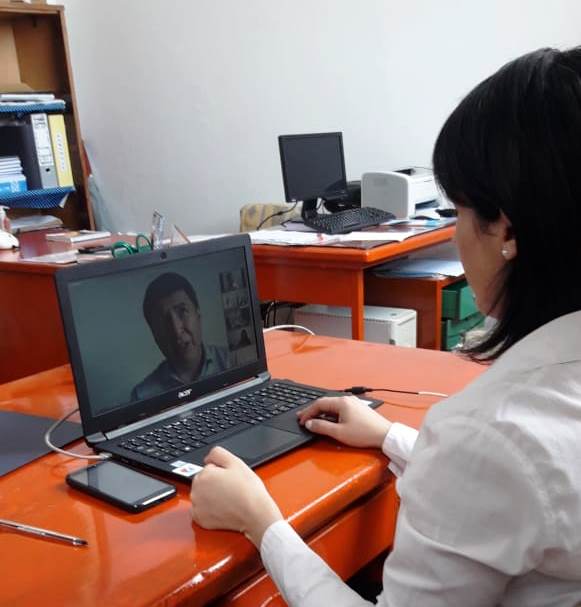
[361,167,440,219]
[294,304,417,347]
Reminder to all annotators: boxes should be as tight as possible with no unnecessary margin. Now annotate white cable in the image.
[44,408,110,460]
[261,327,446,395]
[418,390,449,398]
[263,324,315,336]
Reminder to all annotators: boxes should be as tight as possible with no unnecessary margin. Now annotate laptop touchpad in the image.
[212,426,303,463]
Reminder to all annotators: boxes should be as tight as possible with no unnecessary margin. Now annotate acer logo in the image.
[178,389,192,399]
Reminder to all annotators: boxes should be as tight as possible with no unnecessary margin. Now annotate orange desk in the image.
[0,227,456,384]
[0,331,482,607]
[252,226,456,345]
[0,231,128,384]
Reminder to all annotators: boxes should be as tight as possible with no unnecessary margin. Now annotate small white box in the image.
[294,304,417,347]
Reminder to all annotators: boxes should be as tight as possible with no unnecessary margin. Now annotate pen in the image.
[0,518,88,547]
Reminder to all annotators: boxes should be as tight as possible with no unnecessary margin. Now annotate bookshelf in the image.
[0,2,93,229]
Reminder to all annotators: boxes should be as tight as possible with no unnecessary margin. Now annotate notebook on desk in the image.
[55,234,379,480]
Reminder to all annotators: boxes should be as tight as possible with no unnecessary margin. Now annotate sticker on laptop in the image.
[173,463,203,478]
[170,460,189,468]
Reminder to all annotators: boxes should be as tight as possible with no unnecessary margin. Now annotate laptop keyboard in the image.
[117,382,326,462]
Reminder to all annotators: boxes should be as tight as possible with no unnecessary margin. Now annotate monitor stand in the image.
[301,198,336,232]
[303,194,356,217]
[301,199,320,225]
[323,199,355,213]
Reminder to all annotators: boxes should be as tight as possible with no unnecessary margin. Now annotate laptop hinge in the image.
[104,371,272,441]
[87,432,107,444]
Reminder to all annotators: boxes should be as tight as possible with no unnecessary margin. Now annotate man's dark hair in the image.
[143,272,199,327]
[433,47,581,361]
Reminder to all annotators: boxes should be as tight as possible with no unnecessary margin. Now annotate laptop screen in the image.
[56,235,267,437]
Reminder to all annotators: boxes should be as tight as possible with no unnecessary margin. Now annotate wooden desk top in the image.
[0,226,456,274]
[0,230,126,274]
[0,332,482,606]
[252,225,455,268]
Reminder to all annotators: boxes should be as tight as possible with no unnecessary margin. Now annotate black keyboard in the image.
[117,382,325,462]
[304,207,395,234]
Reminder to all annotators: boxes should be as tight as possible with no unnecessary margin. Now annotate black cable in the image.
[255,201,299,231]
[284,302,294,325]
[267,300,279,328]
[343,386,448,397]
[341,386,448,411]
[345,386,417,396]
[264,301,275,327]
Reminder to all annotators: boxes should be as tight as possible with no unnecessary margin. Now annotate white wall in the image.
[53,0,581,234]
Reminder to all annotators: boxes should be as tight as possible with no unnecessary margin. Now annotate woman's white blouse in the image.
[260,311,581,606]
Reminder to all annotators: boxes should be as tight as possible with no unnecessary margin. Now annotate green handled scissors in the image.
[111,233,153,258]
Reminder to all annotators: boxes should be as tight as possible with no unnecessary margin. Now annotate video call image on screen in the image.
[68,248,258,417]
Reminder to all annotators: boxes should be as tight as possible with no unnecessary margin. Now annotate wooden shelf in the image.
[0,3,93,229]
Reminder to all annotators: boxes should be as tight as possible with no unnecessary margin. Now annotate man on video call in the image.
[131,272,230,401]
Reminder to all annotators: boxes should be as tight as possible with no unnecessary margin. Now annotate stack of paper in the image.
[0,93,57,103]
[0,93,65,109]
[11,214,63,233]
[250,230,342,246]
[46,230,111,244]
[249,217,456,248]
[0,156,27,194]
[24,250,78,265]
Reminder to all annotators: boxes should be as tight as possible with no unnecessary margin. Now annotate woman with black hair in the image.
[190,47,581,605]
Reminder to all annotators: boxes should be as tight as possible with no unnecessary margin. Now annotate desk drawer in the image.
[442,280,478,320]
[441,312,485,351]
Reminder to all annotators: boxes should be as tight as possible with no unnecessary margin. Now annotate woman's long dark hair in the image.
[433,47,581,361]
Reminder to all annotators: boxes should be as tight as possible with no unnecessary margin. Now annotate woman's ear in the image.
[499,212,517,261]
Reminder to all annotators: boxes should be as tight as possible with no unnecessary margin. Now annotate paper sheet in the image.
[23,250,79,264]
[374,258,464,277]
[249,230,342,246]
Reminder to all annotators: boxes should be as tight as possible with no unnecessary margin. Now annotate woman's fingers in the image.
[297,396,347,424]
[304,417,341,439]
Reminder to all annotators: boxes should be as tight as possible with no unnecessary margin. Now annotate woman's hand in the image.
[190,446,283,548]
[297,395,392,449]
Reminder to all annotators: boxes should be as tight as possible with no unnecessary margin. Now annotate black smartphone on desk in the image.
[66,461,177,513]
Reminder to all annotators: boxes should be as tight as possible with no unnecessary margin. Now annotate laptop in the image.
[55,234,379,481]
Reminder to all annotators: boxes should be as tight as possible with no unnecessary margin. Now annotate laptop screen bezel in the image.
[55,234,268,438]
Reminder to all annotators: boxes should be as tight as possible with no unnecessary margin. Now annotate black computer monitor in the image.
[278,132,348,220]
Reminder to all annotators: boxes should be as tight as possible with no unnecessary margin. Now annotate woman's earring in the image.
[501,247,509,259]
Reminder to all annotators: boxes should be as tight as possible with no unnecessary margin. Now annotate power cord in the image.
[264,301,303,328]
[342,386,448,411]
[256,201,299,231]
[44,408,110,460]
[264,301,276,326]
[344,386,448,398]
[260,332,446,402]
[263,324,315,335]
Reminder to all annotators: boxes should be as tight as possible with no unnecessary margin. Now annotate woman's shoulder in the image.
[406,358,581,570]
[429,334,581,422]
[419,357,581,510]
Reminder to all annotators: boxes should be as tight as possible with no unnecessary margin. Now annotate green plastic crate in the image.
[442,280,479,320]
